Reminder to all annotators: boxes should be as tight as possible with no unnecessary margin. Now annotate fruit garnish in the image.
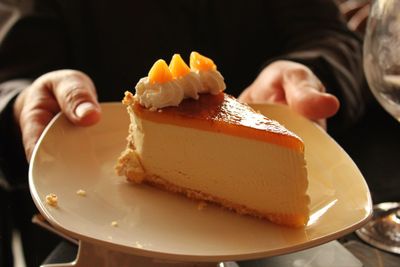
[148,59,173,84]
[190,51,216,71]
[169,54,191,78]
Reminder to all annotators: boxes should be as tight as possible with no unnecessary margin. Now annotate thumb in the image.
[51,70,101,126]
[283,68,339,121]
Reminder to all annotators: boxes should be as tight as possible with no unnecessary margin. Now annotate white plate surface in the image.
[29,103,372,262]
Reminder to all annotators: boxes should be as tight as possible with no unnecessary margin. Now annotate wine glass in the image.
[355,0,400,254]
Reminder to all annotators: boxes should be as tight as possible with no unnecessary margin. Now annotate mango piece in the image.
[190,51,216,71]
[169,54,191,78]
[148,59,173,84]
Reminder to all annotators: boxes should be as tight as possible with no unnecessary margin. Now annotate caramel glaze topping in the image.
[127,92,304,152]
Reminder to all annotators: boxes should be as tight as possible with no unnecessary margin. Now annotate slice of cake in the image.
[116,52,309,227]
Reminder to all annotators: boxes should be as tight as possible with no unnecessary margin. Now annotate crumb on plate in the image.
[45,193,58,207]
[111,221,118,227]
[76,189,87,196]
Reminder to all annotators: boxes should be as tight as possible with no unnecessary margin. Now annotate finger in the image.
[283,68,339,121]
[48,70,101,126]
[238,85,286,104]
[15,82,61,161]
[21,109,56,161]
[18,87,60,161]
[238,87,253,103]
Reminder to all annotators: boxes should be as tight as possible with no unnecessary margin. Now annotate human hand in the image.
[238,60,340,129]
[13,70,101,161]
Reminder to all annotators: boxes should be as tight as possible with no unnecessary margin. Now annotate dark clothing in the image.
[0,0,366,183]
[0,0,365,266]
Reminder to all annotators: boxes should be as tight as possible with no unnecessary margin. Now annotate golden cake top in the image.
[123,91,304,152]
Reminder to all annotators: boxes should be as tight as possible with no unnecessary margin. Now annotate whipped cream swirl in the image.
[135,70,226,109]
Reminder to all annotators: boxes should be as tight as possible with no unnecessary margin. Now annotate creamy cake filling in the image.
[120,114,309,218]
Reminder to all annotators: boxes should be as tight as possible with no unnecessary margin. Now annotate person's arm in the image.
[241,0,368,134]
[0,7,68,185]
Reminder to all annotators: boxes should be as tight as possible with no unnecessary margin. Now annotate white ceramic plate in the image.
[29,103,372,262]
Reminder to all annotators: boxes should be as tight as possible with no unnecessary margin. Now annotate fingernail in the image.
[75,102,96,118]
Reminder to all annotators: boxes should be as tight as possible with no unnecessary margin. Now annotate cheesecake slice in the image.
[116,52,309,227]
